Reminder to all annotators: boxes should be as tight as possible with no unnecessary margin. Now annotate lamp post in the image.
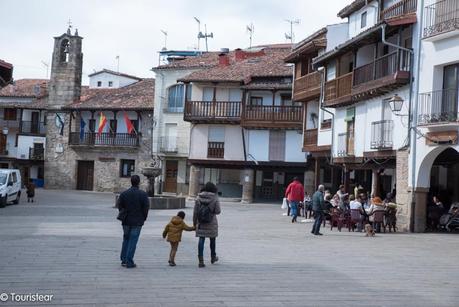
[388,94,404,114]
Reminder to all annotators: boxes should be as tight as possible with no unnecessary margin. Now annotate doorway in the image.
[77,160,94,191]
[164,160,178,193]
[31,111,40,134]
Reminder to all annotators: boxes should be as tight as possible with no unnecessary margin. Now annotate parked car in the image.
[0,169,22,207]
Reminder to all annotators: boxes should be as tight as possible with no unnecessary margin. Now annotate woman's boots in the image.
[211,255,219,264]
[198,256,205,268]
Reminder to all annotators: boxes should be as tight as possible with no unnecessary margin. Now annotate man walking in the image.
[285,177,304,223]
[117,175,150,268]
[311,185,325,235]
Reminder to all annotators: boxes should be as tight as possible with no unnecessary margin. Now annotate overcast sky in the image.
[0,0,349,84]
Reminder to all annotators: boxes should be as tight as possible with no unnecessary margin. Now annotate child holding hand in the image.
[162,211,195,266]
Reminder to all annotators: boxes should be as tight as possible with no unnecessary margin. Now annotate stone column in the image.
[304,170,315,196]
[241,169,254,204]
[395,149,410,231]
[188,165,201,200]
[413,188,429,233]
[371,169,379,198]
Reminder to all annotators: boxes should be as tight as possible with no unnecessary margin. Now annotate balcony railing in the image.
[159,136,178,153]
[207,142,224,158]
[0,118,19,129]
[69,132,141,147]
[293,71,321,100]
[243,105,303,122]
[20,121,46,135]
[324,72,353,102]
[418,88,459,125]
[184,101,241,121]
[424,0,459,38]
[353,50,411,86]
[303,129,318,147]
[381,0,417,20]
[337,132,354,157]
[29,147,44,160]
[371,120,394,149]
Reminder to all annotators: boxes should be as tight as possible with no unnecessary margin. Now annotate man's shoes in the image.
[121,262,126,267]
[126,263,137,268]
[314,233,323,236]
[311,230,315,234]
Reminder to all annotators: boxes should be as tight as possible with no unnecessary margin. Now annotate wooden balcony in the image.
[325,51,411,107]
[423,0,459,40]
[418,89,459,126]
[324,72,353,107]
[184,101,241,124]
[69,132,141,147]
[371,120,394,149]
[241,105,303,129]
[381,0,417,21]
[207,142,224,158]
[293,71,321,101]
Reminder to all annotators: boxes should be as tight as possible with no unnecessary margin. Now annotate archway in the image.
[417,147,459,231]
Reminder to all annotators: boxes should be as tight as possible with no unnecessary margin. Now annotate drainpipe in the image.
[318,66,334,164]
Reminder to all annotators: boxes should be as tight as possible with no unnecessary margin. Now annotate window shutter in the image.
[269,131,286,161]
[344,107,355,122]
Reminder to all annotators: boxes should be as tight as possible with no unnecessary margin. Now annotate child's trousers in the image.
[169,242,179,262]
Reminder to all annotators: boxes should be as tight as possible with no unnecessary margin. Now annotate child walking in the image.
[162,211,195,266]
[26,179,36,203]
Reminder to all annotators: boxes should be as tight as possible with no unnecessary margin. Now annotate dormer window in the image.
[60,39,70,62]
[361,11,367,28]
[97,81,102,87]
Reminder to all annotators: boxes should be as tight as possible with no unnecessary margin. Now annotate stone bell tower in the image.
[45,27,83,190]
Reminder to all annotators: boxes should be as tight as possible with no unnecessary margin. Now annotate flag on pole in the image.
[98,112,107,135]
[79,118,86,140]
[123,111,136,134]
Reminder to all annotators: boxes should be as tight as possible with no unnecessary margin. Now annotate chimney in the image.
[219,53,230,66]
[235,48,245,61]
[234,48,265,61]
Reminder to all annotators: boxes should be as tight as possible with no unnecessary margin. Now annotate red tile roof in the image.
[0,79,48,98]
[178,46,293,83]
[153,51,222,71]
[67,78,154,110]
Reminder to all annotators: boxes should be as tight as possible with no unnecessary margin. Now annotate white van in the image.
[0,169,22,207]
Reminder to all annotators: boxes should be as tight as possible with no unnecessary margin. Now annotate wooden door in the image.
[164,160,178,193]
[31,112,40,134]
[77,161,94,191]
[0,134,6,154]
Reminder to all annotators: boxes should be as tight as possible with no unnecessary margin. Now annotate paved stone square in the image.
[0,190,458,307]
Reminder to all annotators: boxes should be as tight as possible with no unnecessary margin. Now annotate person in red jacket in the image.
[285,177,305,223]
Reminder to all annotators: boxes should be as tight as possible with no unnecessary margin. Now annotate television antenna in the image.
[41,61,49,79]
[285,18,300,44]
[160,30,168,50]
[246,23,254,48]
[194,17,201,50]
[198,23,213,52]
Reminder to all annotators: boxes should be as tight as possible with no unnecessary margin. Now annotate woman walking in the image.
[193,182,221,268]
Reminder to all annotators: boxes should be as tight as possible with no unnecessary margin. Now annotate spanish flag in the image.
[98,112,107,135]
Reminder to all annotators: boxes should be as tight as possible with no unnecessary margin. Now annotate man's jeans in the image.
[198,237,216,258]
[120,225,142,266]
[312,210,324,234]
[290,201,299,221]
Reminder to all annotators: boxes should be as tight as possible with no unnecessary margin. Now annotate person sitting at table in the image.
[366,196,386,232]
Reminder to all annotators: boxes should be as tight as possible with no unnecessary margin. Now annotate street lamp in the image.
[2,127,8,135]
[388,94,404,113]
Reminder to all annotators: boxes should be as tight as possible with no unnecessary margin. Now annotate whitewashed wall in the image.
[89,72,139,89]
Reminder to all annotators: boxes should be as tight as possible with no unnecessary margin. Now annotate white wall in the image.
[247,130,269,161]
[306,100,319,130]
[285,131,305,162]
[17,135,46,160]
[326,23,349,52]
[89,72,139,89]
[348,1,379,39]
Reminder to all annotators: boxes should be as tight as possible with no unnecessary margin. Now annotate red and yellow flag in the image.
[123,111,136,134]
[98,112,107,135]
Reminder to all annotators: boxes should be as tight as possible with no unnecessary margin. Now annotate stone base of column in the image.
[241,169,254,204]
[413,187,429,233]
[187,165,201,201]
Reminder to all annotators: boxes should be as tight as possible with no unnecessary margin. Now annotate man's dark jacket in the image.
[312,190,324,212]
[117,186,150,226]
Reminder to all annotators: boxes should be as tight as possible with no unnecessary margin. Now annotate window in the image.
[281,94,292,106]
[97,81,102,87]
[12,172,17,183]
[120,160,135,178]
[109,119,117,135]
[269,131,286,161]
[4,108,17,120]
[208,127,225,159]
[108,81,113,87]
[60,39,70,62]
[88,119,96,132]
[361,11,367,28]
[167,84,190,112]
[249,96,263,106]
